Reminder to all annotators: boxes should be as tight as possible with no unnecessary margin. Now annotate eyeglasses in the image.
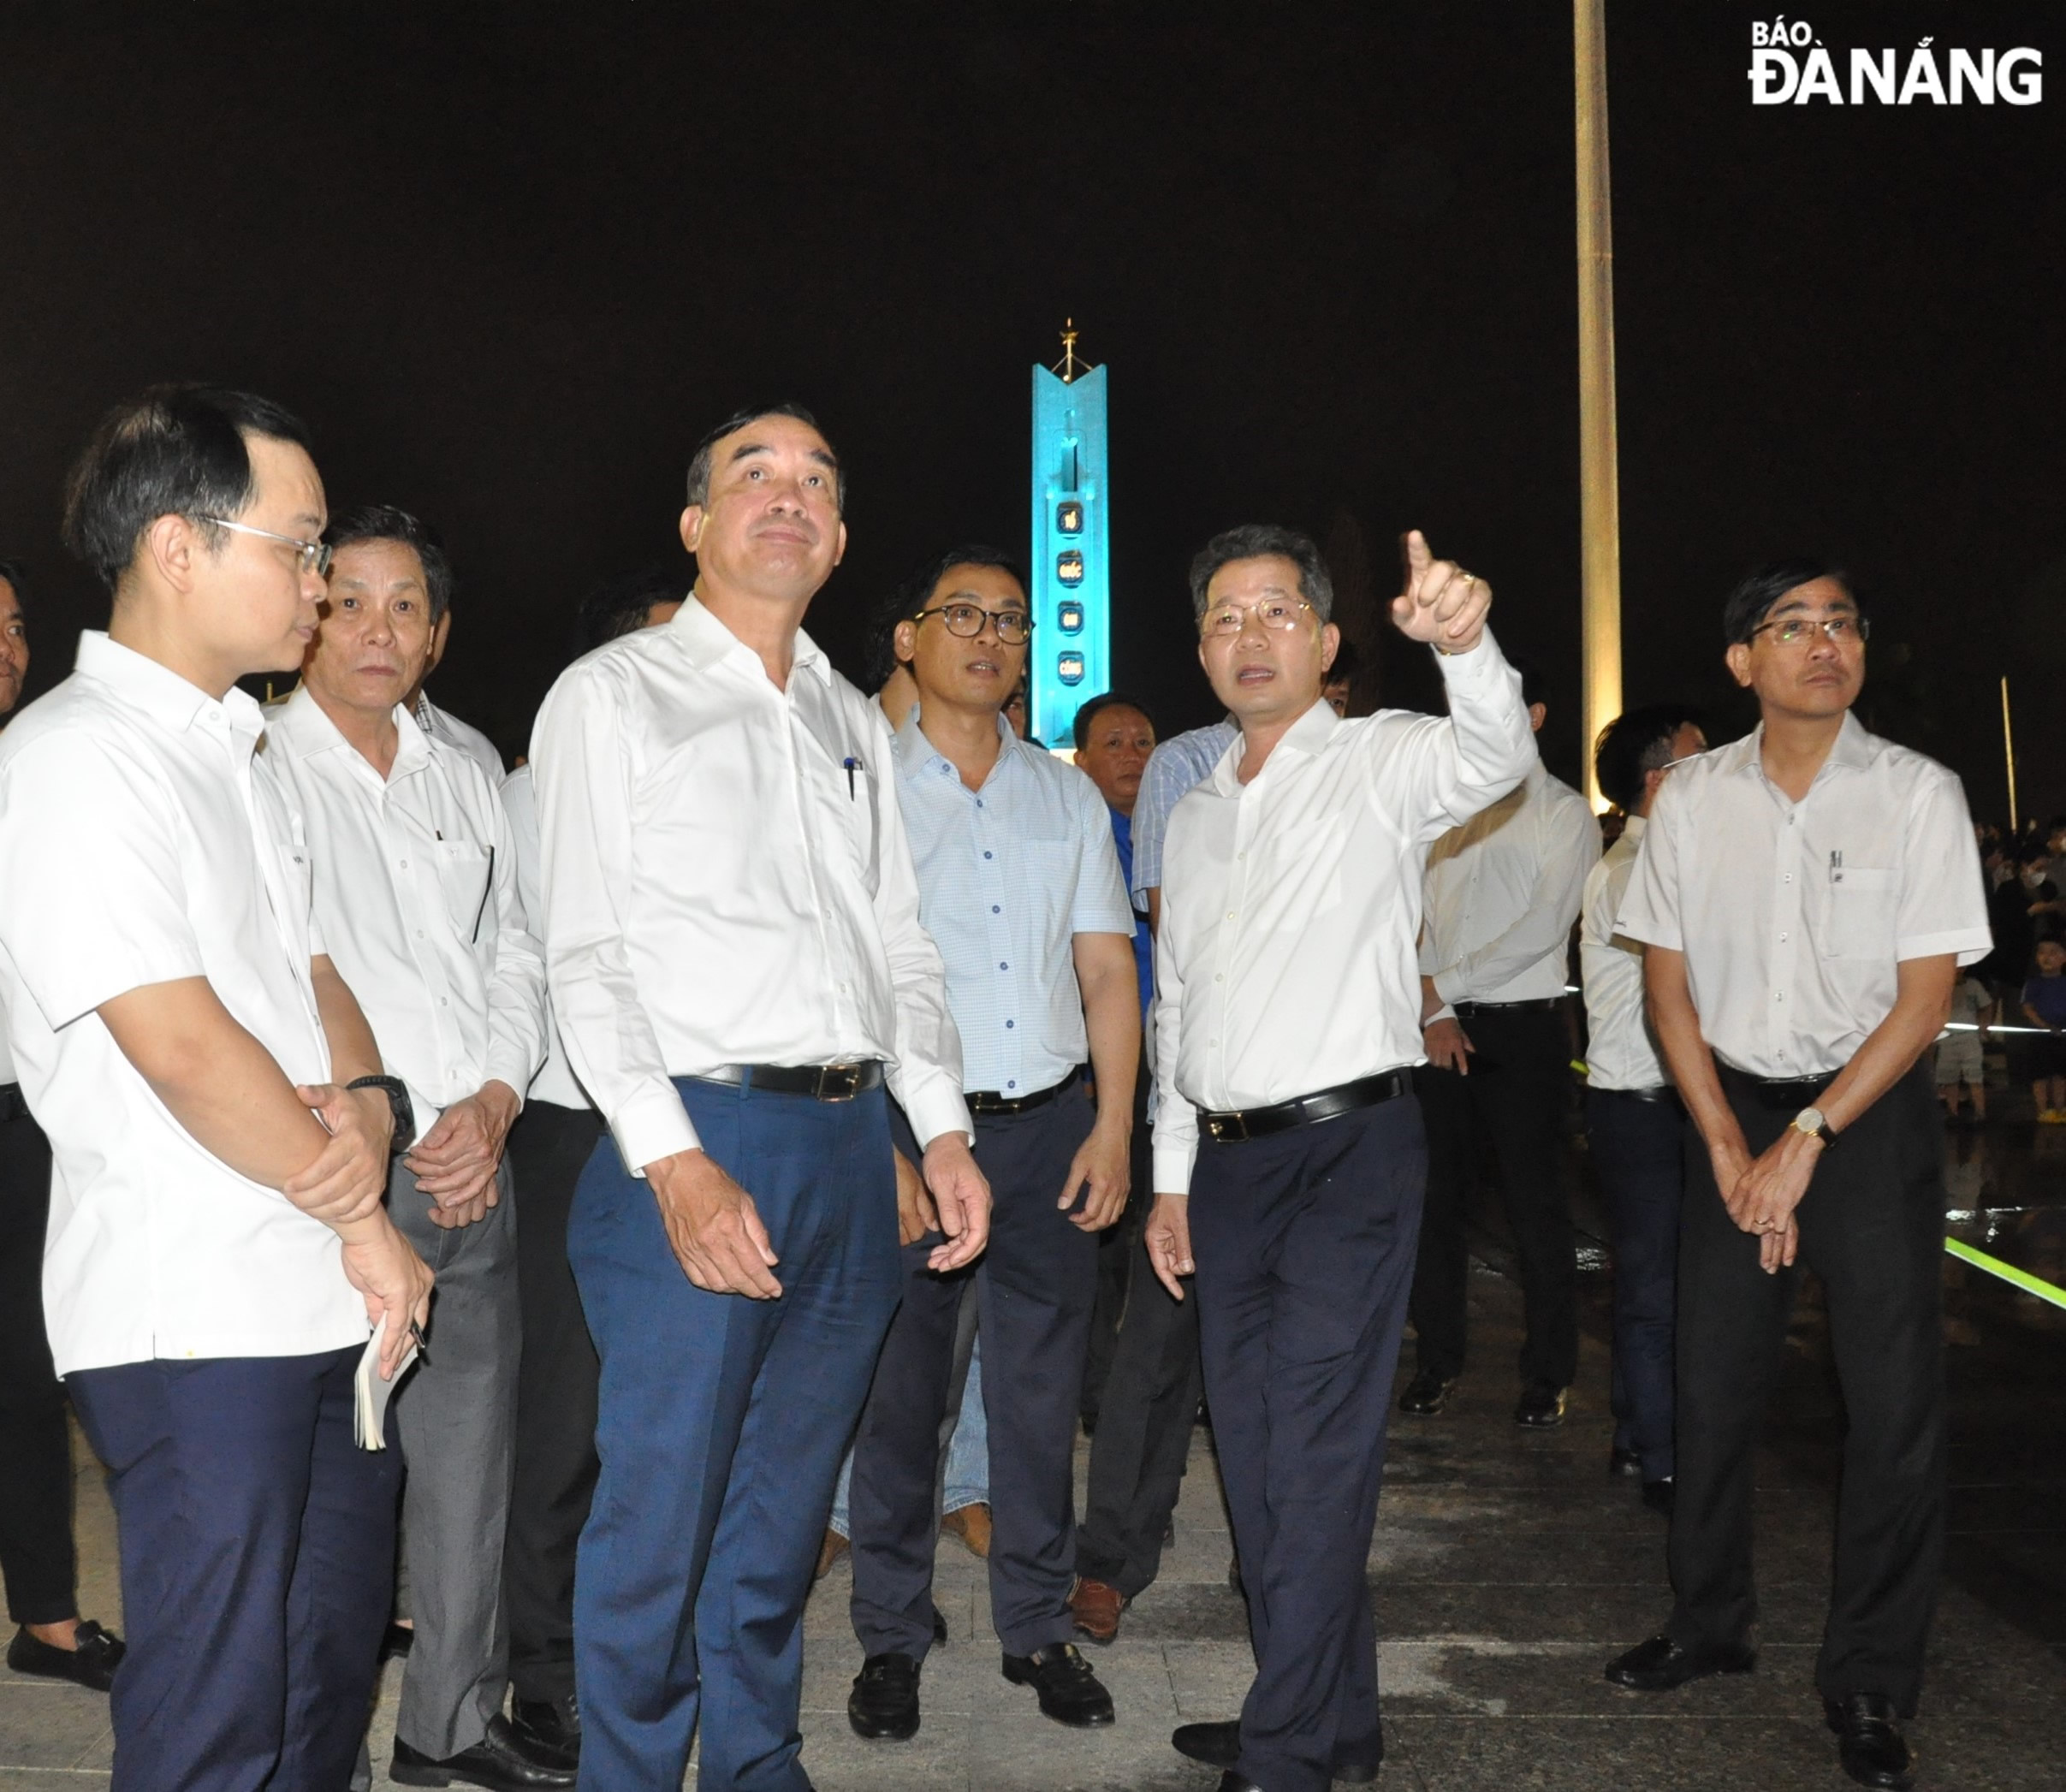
[911,602,1034,645]
[1200,597,1314,638]
[1749,614,1868,648]
[193,515,333,579]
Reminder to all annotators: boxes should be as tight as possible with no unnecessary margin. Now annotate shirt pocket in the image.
[432,839,494,942]
[1823,867,1897,959]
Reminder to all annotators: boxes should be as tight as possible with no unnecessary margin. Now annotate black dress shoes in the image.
[6,1621,125,1693]
[1514,1380,1568,1427]
[1000,1641,1114,1726]
[389,1715,577,1789]
[1642,1477,1676,1516]
[1173,1717,1380,1781]
[1215,1776,1265,1792]
[848,1653,922,1741]
[1825,1692,1915,1789]
[1398,1370,1454,1415]
[1609,1444,1644,1477]
[506,1694,579,1771]
[381,1620,417,1661]
[1605,1634,1756,1691]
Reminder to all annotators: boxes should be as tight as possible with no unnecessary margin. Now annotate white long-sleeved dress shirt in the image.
[0,633,363,1375]
[531,596,970,1173]
[1615,713,1991,1078]
[499,762,589,1110]
[415,691,504,784]
[893,709,1135,1095]
[264,686,546,1134]
[1580,814,1665,1091]
[1419,762,1599,1008]
[1152,635,1536,1195]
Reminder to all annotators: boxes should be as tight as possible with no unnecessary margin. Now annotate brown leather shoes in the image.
[815,1528,849,1580]
[941,1503,992,1558]
[1068,1577,1126,1645]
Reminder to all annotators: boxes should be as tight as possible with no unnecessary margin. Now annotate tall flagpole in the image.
[2003,675,2020,834]
[1575,0,1622,810]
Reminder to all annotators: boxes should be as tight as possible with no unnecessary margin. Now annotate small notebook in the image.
[353,1316,420,1450]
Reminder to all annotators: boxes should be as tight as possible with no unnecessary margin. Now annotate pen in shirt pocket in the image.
[844,755,863,798]
[1830,849,1843,884]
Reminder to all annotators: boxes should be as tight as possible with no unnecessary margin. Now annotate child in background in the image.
[1937,972,1994,1123]
[2020,939,2066,1121]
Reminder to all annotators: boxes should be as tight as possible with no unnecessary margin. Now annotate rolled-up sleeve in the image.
[531,662,698,1174]
[1614,780,1685,952]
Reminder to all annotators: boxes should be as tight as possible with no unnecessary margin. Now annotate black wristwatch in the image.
[347,1075,416,1154]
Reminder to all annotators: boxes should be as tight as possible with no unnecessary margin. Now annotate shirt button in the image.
[1007,1080,1017,1089]
[984,851,994,860]
[1000,962,1009,970]
[992,905,1000,914]
[1214,974,1224,982]
[1006,1020,1015,1029]
[1784,874,1792,884]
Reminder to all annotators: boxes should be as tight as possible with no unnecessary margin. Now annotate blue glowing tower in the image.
[1029,323,1109,750]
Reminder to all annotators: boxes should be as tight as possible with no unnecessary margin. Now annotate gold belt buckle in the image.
[816,1064,862,1102]
[1208,1110,1249,1143]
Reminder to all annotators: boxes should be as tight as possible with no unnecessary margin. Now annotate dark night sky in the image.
[3,4,2061,813]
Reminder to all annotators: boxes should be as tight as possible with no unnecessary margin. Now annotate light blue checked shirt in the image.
[1129,720,1239,900]
[893,709,1136,1096]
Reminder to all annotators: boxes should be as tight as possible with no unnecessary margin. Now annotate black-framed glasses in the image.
[911,602,1034,645]
[1200,596,1314,638]
[1750,614,1868,647]
[194,515,334,579]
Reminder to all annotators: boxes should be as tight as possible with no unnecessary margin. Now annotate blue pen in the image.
[843,755,862,798]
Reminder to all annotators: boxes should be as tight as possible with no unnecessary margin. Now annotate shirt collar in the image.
[1619,812,1647,843]
[670,592,831,685]
[1724,710,1879,780]
[271,683,431,778]
[893,702,1017,784]
[1208,697,1336,795]
[74,630,264,744]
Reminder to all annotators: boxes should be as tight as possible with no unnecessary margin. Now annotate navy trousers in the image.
[66,1345,398,1792]
[849,1083,1098,1661]
[1587,1088,1685,1480]
[569,1077,901,1792]
[1669,1062,1945,1716]
[1190,1096,1426,1792]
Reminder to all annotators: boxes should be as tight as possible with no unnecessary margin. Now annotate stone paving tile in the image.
[0,1684,113,1772]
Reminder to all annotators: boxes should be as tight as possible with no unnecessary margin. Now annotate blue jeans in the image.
[830,1336,988,1534]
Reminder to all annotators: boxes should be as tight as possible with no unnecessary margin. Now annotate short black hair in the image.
[1324,637,1361,685]
[686,402,846,513]
[324,504,455,624]
[882,544,1028,672]
[577,565,686,654]
[0,559,25,604]
[1721,557,1856,644]
[1594,702,1704,811]
[62,383,313,592]
[1187,524,1333,622]
[1072,691,1157,753]
[1507,658,1550,711]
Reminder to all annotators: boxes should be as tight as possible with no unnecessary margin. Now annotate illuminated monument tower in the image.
[1029,321,1109,750]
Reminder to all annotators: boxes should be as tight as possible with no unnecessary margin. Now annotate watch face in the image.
[1796,1107,1824,1132]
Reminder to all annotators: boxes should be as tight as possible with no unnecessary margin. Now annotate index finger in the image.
[1401,529,1433,580]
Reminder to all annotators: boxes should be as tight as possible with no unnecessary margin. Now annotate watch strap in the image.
[347,1075,415,1154]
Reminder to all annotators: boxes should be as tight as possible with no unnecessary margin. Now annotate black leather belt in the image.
[968,1068,1080,1117]
[1200,1069,1411,1144]
[0,1083,26,1124]
[1598,1084,1678,1107]
[690,1061,884,1101]
[1454,998,1565,1015]
[1717,1063,1837,1109]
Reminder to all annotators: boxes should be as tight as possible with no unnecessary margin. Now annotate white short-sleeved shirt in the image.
[0,633,364,1375]
[892,709,1136,1096]
[1615,713,1991,1077]
[264,686,546,1135]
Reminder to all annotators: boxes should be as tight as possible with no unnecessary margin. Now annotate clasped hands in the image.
[1712,1125,1824,1273]
[648,1130,992,1299]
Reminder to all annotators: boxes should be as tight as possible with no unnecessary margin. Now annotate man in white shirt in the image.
[843,547,1138,1742]
[530,404,989,1792]
[1404,668,1599,1428]
[497,566,681,1774]
[0,385,430,1789]
[1579,704,1706,1514]
[1144,525,1534,1792]
[266,505,556,1789]
[1604,561,1989,1792]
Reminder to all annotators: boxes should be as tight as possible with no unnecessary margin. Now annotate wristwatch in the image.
[347,1075,416,1154]
[1790,1107,1837,1150]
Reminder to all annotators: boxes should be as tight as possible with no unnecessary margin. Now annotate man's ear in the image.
[1526,703,1547,735]
[143,513,205,594]
[893,619,918,668]
[830,519,848,567]
[680,504,704,555]
[1725,642,1754,690]
[426,609,453,673]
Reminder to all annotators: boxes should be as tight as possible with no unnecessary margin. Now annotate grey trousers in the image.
[389,1154,521,1759]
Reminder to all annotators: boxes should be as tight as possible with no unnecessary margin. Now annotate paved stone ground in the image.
[6,1119,2063,1789]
